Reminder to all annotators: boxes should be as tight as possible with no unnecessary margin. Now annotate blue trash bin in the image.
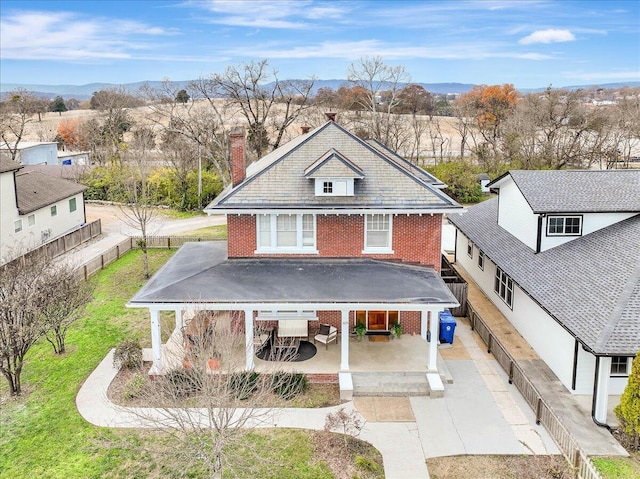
[439,310,457,344]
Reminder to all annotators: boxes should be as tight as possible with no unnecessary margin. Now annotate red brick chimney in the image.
[301,125,311,134]
[325,112,337,122]
[229,127,246,187]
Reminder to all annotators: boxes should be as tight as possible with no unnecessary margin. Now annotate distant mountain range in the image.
[1,79,638,100]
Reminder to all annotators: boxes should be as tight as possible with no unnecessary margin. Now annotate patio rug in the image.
[256,340,317,362]
[368,335,390,342]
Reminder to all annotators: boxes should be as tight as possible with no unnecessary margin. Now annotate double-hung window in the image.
[467,239,473,258]
[478,250,484,270]
[611,356,630,376]
[364,214,393,253]
[69,197,77,212]
[494,267,514,308]
[256,214,316,253]
[547,216,582,236]
[14,219,23,233]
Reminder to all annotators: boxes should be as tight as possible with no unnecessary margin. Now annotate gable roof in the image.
[449,198,640,355]
[489,170,640,213]
[304,149,365,179]
[206,121,460,212]
[15,170,86,214]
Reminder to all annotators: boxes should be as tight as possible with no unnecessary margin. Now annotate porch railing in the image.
[466,300,603,479]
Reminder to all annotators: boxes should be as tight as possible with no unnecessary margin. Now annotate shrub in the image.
[123,373,147,399]
[354,455,382,473]
[425,161,484,204]
[113,339,143,369]
[614,352,640,450]
[271,372,308,400]
[164,368,203,398]
[229,371,260,400]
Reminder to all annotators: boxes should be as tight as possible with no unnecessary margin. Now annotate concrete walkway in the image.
[77,350,431,479]
[455,264,628,457]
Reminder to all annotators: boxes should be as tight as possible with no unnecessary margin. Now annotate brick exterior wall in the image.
[227,213,442,269]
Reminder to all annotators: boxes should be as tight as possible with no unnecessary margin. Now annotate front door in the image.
[367,311,387,330]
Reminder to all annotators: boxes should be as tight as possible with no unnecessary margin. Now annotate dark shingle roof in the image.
[449,198,640,355]
[491,170,640,213]
[15,170,86,214]
[206,121,460,212]
[130,242,458,306]
[0,156,21,173]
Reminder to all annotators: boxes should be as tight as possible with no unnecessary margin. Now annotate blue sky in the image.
[1,0,639,89]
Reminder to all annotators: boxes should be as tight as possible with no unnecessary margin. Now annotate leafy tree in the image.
[175,89,190,104]
[426,161,483,203]
[395,84,434,116]
[615,352,640,449]
[49,96,67,115]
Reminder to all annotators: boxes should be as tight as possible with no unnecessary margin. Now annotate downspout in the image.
[571,339,578,390]
[536,214,543,253]
[591,356,613,430]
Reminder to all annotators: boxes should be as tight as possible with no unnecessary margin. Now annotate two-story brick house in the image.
[129,119,462,396]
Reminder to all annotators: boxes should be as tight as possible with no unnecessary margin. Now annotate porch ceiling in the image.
[129,242,457,308]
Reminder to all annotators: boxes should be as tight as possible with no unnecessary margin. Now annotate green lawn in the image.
[0,249,382,478]
[593,454,640,479]
[180,224,228,239]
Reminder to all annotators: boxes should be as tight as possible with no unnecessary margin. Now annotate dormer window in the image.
[315,178,353,196]
[547,215,582,236]
[304,148,364,198]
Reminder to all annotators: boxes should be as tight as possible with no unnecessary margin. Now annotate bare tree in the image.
[41,263,94,354]
[118,126,158,278]
[347,56,410,147]
[0,251,87,395]
[0,89,39,162]
[128,312,297,478]
[203,60,315,160]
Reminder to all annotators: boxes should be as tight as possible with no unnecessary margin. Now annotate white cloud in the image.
[229,39,554,61]
[0,10,177,61]
[519,29,575,45]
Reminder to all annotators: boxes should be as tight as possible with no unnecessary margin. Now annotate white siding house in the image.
[1,142,59,165]
[449,169,640,427]
[0,157,87,264]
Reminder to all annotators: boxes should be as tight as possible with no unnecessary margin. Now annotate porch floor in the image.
[148,330,434,375]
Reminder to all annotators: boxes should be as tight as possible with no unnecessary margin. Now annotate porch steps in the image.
[351,372,430,397]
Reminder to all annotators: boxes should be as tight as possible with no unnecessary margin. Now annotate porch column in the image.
[427,309,440,371]
[420,310,428,340]
[594,356,611,424]
[340,309,350,371]
[149,309,163,375]
[244,309,255,370]
[174,309,184,333]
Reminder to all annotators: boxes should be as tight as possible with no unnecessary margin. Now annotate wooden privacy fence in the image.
[75,236,217,281]
[466,301,603,479]
[39,220,102,258]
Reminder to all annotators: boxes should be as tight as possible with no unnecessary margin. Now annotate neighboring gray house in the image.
[0,157,87,263]
[449,169,640,426]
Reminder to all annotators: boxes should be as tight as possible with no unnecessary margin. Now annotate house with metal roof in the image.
[128,119,463,398]
[448,169,640,426]
[0,157,87,264]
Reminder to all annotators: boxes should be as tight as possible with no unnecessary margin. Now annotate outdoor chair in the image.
[314,324,338,350]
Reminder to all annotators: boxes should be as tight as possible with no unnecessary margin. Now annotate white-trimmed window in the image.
[323,181,333,194]
[467,239,473,258]
[28,214,36,227]
[50,205,57,217]
[494,267,514,308]
[69,197,77,212]
[611,356,630,376]
[14,219,23,233]
[256,214,317,253]
[547,216,582,236]
[478,250,484,270]
[314,178,353,196]
[364,214,392,253]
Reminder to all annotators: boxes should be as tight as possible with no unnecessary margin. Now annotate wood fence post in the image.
[535,398,542,425]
